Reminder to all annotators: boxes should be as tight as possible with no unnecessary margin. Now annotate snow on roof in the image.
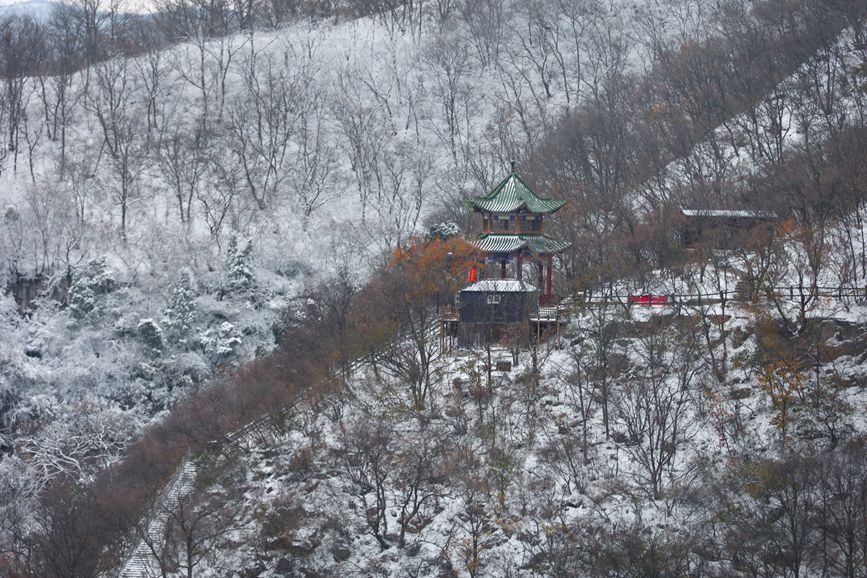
[466,170,566,214]
[680,208,777,219]
[461,279,538,293]
[472,234,570,254]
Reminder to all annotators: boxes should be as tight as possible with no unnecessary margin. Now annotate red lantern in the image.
[469,266,478,283]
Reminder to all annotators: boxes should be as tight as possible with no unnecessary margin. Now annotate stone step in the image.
[116,460,198,577]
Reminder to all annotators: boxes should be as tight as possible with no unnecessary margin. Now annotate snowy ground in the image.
[173,281,867,576]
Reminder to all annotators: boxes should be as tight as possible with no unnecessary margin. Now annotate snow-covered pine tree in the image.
[226,234,254,292]
[164,270,196,337]
[137,318,164,356]
[198,321,242,365]
[68,258,116,320]
[426,222,461,241]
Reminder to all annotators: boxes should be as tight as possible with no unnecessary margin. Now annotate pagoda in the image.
[465,164,569,304]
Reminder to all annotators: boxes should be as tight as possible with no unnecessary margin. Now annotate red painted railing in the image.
[627,295,669,306]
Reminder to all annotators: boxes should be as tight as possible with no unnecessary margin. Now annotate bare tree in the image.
[817,444,867,578]
[424,33,476,161]
[226,46,301,211]
[0,182,85,280]
[0,15,47,173]
[554,0,599,108]
[332,67,388,223]
[339,417,393,550]
[453,472,495,578]
[767,223,830,336]
[198,158,238,239]
[70,0,127,72]
[293,94,338,230]
[86,57,150,242]
[355,0,425,39]
[582,306,620,439]
[39,5,86,177]
[133,40,173,141]
[614,320,698,499]
[393,432,444,548]
[432,0,457,32]
[142,484,243,578]
[458,0,506,69]
[372,144,429,253]
[159,0,243,128]
[721,453,820,578]
[157,124,210,226]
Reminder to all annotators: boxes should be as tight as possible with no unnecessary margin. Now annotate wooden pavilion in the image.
[464,163,569,305]
[441,165,569,351]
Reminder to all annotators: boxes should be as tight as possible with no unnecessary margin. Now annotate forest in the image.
[1,0,867,575]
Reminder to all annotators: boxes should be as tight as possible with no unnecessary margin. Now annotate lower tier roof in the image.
[473,233,570,255]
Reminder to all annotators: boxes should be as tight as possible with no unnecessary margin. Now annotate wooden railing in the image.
[567,284,867,308]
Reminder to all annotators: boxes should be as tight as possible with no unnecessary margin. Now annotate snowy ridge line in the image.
[115,450,197,578]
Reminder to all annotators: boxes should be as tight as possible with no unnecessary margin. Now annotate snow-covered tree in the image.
[67,258,115,320]
[137,318,164,356]
[426,221,461,241]
[198,322,242,365]
[271,298,307,342]
[226,234,254,293]
[164,270,197,338]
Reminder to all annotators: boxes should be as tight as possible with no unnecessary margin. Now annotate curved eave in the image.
[472,234,570,255]
[468,198,566,214]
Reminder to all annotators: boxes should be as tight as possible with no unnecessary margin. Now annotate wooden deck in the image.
[530,305,562,322]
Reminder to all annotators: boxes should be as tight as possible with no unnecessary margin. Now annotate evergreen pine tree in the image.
[68,258,116,320]
[164,270,196,336]
[137,318,164,355]
[226,234,254,292]
[426,222,461,241]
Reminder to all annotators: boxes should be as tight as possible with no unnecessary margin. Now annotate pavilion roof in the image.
[679,208,777,219]
[473,233,570,255]
[466,169,566,214]
[462,279,538,293]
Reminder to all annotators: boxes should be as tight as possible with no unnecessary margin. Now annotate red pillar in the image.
[545,255,553,298]
[501,259,507,279]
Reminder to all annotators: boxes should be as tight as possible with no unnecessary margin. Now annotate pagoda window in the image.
[522,215,542,232]
[494,215,512,232]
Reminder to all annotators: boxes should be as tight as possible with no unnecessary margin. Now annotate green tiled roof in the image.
[473,234,570,255]
[466,169,566,214]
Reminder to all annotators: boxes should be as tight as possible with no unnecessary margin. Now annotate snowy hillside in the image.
[137,272,867,577]
[1,0,866,576]
[0,0,713,499]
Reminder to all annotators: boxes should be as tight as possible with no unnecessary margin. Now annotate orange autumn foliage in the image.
[388,237,482,302]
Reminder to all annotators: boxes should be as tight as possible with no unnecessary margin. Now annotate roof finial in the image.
[510,160,516,174]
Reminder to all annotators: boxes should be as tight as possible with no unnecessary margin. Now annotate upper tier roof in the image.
[466,169,566,214]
